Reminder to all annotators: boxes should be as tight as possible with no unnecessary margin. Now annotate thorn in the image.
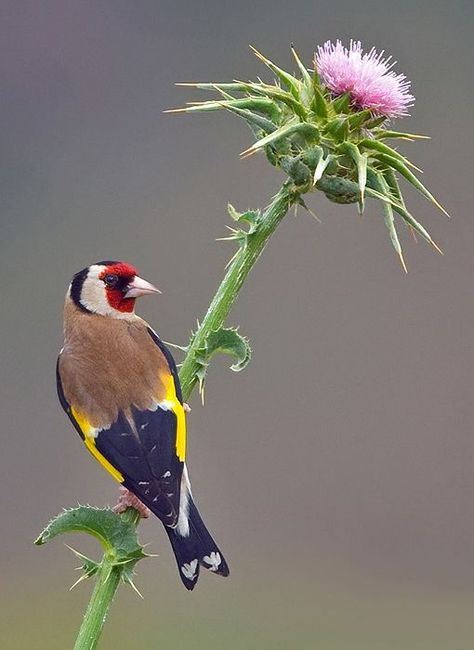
[430,239,444,255]
[64,544,92,563]
[409,226,418,243]
[434,200,450,219]
[163,107,189,114]
[225,249,240,269]
[125,578,144,599]
[175,82,201,86]
[406,161,423,173]
[239,145,258,158]
[240,150,258,160]
[249,45,266,63]
[398,250,408,273]
[69,574,90,591]
[199,380,206,406]
[305,206,321,223]
[407,133,431,140]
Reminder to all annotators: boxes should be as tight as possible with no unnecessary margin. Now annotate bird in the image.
[56,260,229,590]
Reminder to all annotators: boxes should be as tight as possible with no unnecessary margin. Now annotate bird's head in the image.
[69,261,160,318]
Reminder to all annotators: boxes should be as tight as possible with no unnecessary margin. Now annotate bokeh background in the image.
[1,1,473,648]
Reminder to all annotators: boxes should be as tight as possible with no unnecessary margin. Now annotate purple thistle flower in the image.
[315,40,415,118]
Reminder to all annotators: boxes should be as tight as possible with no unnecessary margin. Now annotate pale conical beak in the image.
[124,276,161,298]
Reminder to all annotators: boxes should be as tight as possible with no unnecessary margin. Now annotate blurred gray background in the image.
[1,1,473,648]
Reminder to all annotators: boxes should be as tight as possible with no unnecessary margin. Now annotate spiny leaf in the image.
[359,138,421,171]
[227,204,260,231]
[310,86,329,118]
[375,152,449,216]
[250,45,301,98]
[241,120,319,156]
[204,327,251,372]
[365,169,441,252]
[235,80,307,119]
[370,170,407,272]
[175,82,249,92]
[35,506,146,564]
[221,105,277,134]
[290,44,313,105]
[374,129,430,141]
[166,97,278,120]
[290,44,313,87]
[382,167,407,209]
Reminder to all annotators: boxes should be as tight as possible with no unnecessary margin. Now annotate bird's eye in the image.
[103,273,119,287]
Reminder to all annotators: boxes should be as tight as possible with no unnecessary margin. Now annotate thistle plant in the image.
[36,41,447,649]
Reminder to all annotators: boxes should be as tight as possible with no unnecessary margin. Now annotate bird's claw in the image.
[183,402,191,413]
[112,486,150,518]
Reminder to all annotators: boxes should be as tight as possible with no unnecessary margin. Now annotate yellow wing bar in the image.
[70,406,124,483]
[160,373,187,462]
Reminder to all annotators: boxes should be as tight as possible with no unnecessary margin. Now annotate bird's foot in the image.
[112,486,150,518]
[183,402,191,413]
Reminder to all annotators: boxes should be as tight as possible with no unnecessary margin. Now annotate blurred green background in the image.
[1,1,474,648]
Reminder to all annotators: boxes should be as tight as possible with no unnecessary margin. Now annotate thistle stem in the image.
[179,182,295,401]
[72,508,140,650]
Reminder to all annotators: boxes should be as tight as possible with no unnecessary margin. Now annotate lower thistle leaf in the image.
[35,506,147,564]
[204,326,252,372]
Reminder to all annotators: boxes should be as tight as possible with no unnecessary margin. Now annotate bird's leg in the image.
[112,485,150,518]
[183,402,191,413]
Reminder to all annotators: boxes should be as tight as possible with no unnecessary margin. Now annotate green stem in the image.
[72,509,140,650]
[71,182,295,649]
[179,182,295,400]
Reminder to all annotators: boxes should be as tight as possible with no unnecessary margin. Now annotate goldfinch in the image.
[56,261,229,590]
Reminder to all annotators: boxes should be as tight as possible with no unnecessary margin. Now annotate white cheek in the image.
[79,265,136,319]
[80,277,111,315]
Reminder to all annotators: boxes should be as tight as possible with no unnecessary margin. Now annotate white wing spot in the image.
[203,552,222,572]
[162,471,171,478]
[181,559,198,581]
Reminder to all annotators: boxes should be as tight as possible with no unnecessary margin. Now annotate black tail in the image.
[165,497,229,590]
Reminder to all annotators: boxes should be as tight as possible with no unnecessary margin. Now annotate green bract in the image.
[169,45,448,270]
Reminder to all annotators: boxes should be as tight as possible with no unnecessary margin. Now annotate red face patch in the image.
[99,262,139,313]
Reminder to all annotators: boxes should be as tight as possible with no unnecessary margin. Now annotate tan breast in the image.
[58,298,171,428]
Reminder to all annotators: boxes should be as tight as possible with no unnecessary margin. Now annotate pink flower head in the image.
[315,40,415,118]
